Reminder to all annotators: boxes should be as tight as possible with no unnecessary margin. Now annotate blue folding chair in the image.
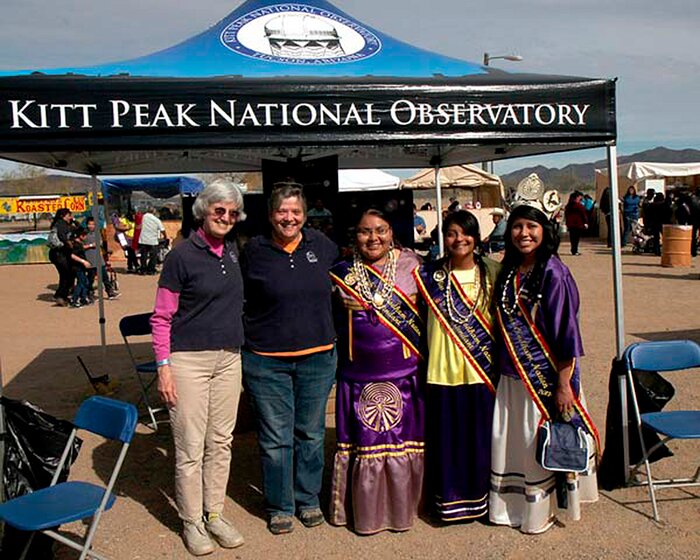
[623,339,700,521]
[0,396,137,560]
[119,312,167,431]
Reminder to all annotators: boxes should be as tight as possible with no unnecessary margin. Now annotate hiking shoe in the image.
[182,520,215,556]
[298,508,325,528]
[267,514,294,535]
[205,513,244,549]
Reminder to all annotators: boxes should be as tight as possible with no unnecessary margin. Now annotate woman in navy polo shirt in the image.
[150,179,246,556]
[241,182,338,535]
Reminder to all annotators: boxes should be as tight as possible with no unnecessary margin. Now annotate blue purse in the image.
[536,421,590,473]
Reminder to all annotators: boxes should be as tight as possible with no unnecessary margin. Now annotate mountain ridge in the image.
[501,147,700,193]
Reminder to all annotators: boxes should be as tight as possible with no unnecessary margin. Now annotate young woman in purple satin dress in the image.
[489,204,599,534]
[329,209,425,535]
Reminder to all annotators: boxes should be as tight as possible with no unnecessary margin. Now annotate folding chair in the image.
[0,396,137,560]
[623,339,700,521]
[119,312,167,430]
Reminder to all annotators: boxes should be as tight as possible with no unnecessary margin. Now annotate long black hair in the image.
[50,208,72,228]
[441,210,489,306]
[495,204,560,306]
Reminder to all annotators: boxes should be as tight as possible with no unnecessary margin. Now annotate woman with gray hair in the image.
[241,182,338,535]
[150,178,247,556]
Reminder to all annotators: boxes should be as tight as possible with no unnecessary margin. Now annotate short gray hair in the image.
[268,182,307,215]
[193,179,246,221]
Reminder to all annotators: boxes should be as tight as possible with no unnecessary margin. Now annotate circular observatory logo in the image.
[221,4,382,65]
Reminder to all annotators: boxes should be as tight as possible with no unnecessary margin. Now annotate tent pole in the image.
[607,145,625,359]
[434,164,444,256]
[90,175,108,373]
[608,145,631,481]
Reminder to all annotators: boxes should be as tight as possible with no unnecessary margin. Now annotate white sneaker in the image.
[182,520,215,556]
[205,513,245,548]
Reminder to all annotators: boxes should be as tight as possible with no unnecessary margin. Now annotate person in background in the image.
[489,204,599,534]
[420,202,434,211]
[599,187,612,247]
[329,209,424,535]
[241,183,338,535]
[69,226,92,308]
[564,191,588,255]
[413,204,427,236]
[306,198,334,231]
[415,210,499,523]
[112,211,138,273]
[622,186,641,246]
[646,192,670,256]
[151,179,247,556]
[48,208,75,307]
[84,217,120,300]
[139,206,166,275]
[483,208,506,253]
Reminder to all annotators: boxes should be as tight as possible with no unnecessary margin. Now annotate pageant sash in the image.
[497,272,599,445]
[414,264,496,393]
[330,261,424,360]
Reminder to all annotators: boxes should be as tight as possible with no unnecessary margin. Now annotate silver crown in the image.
[511,173,562,219]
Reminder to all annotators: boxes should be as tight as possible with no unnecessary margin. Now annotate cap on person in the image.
[490,208,505,217]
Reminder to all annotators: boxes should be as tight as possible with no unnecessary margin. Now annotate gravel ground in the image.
[1,237,698,559]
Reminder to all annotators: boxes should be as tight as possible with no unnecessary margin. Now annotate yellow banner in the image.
[0,195,89,215]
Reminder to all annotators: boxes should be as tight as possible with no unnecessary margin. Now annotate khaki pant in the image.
[169,349,242,522]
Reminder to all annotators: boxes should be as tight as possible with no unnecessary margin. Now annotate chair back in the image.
[73,396,138,443]
[624,340,700,373]
[118,312,153,338]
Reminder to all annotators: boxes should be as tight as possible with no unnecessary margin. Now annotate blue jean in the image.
[72,267,90,302]
[243,347,336,517]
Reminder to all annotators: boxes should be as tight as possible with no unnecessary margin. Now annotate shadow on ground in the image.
[4,342,340,533]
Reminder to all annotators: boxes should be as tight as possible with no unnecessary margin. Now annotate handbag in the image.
[46,227,64,249]
[536,421,590,473]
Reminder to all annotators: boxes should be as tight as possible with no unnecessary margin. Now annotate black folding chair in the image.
[118,312,167,431]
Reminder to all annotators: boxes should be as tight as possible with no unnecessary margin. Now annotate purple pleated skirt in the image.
[329,373,425,534]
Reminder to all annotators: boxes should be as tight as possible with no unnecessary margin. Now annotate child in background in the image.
[84,217,100,300]
[70,227,92,308]
[85,217,121,300]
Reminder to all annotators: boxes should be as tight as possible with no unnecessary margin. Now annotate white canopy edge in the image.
[338,169,400,192]
[595,161,700,182]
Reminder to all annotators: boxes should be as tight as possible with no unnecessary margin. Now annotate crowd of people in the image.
[47,208,120,307]
[149,178,598,556]
[600,185,700,255]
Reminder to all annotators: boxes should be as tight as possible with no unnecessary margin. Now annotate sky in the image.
[0,0,698,176]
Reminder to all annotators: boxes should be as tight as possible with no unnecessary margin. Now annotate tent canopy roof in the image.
[0,0,616,175]
[402,164,503,189]
[596,161,700,182]
[101,176,204,198]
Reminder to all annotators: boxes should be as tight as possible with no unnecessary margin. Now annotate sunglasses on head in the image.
[211,207,240,220]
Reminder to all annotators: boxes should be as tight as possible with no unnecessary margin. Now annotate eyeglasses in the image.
[211,207,240,220]
[356,226,391,237]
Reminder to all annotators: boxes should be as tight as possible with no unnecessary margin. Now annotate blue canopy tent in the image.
[101,177,205,198]
[0,0,624,397]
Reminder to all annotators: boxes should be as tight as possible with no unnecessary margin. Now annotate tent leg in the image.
[606,145,625,359]
[90,176,108,375]
[607,145,630,481]
[434,164,444,257]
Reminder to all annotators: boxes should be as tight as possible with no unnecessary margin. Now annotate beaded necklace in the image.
[500,266,531,316]
[445,264,481,325]
[352,246,397,310]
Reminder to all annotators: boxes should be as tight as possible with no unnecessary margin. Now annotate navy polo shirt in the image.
[158,232,244,353]
[241,228,338,353]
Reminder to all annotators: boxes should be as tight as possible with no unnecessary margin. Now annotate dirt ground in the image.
[1,238,699,559]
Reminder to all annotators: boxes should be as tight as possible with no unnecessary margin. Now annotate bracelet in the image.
[156,358,170,367]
